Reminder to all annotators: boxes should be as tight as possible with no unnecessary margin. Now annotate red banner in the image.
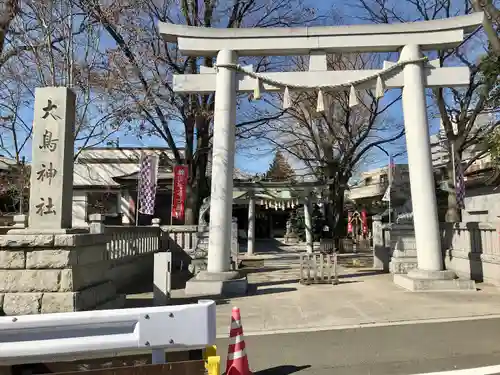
[172,165,188,221]
[361,209,368,235]
[347,212,353,234]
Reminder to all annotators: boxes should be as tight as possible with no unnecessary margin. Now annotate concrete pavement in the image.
[212,267,500,337]
[127,254,500,337]
[216,318,500,375]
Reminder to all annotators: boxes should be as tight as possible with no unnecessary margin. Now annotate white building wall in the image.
[463,187,500,222]
[431,114,493,171]
[72,190,88,228]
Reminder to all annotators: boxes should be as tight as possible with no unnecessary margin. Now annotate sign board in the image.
[382,186,391,202]
[172,165,189,220]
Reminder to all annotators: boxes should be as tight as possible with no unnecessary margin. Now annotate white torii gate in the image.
[159,13,484,293]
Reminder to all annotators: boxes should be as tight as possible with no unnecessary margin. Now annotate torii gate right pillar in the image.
[394,47,474,291]
[400,44,443,272]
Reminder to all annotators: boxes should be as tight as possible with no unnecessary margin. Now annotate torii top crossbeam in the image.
[159,13,484,56]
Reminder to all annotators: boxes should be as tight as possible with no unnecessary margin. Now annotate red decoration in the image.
[347,212,353,234]
[361,209,368,235]
[172,165,188,221]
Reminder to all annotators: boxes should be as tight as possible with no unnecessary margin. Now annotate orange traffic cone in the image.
[226,307,251,375]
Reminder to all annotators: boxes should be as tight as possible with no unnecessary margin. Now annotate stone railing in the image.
[89,214,160,291]
[443,222,500,285]
[372,217,500,285]
[160,219,239,274]
[105,225,159,259]
[442,222,499,256]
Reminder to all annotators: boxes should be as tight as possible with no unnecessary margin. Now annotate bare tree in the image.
[355,0,500,222]
[0,160,29,215]
[248,53,405,237]
[0,0,20,69]
[72,0,320,224]
[0,0,130,163]
[0,0,134,218]
[471,0,500,52]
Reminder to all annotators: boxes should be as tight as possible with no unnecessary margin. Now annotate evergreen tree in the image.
[266,151,295,181]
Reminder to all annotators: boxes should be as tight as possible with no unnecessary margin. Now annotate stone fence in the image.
[0,214,241,315]
[160,218,239,274]
[372,216,500,285]
[443,222,500,285]
[97,216,160,291]
[0,232,122,315]
[0,214,160,315]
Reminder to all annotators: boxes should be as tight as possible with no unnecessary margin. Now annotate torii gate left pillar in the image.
[160,13,483,294]
[187,49,246,296]
[205,50,239,275]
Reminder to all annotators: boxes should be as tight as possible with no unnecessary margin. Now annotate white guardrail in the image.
[0,300,216,366]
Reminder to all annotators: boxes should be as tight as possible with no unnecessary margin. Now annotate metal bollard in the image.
[204,345,220,375]
[206,356,221,375]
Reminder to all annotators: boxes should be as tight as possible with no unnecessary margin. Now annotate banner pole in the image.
[135,153,142,226]
[388,154,393,225]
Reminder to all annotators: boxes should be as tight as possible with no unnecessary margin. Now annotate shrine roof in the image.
[73,163,137,187]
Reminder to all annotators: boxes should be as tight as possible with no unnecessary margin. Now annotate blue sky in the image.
[7,0,468,177]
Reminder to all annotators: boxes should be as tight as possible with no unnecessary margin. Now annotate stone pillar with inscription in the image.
[0,87,123,315]
[28,87,75,232]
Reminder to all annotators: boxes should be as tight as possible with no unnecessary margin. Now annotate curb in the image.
[216,313,500,338]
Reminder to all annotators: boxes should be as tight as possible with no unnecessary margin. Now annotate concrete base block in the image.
[394,269,476,292]
[389,250,418,274]
[185,271,248,297]
[389,257,418,274]
[195,270,239,281]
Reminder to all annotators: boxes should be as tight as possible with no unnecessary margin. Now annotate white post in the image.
[153,251,171,306]
[247,195,256,256]
[388,154,392,225]
[400,44,443,272]
[372,215,388,271]
[304,193,313,254]
[388,199,392,225]
[151,349,165,364]
[207,49,238,273]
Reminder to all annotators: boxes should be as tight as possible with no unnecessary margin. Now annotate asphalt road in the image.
[215,318,500,375]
